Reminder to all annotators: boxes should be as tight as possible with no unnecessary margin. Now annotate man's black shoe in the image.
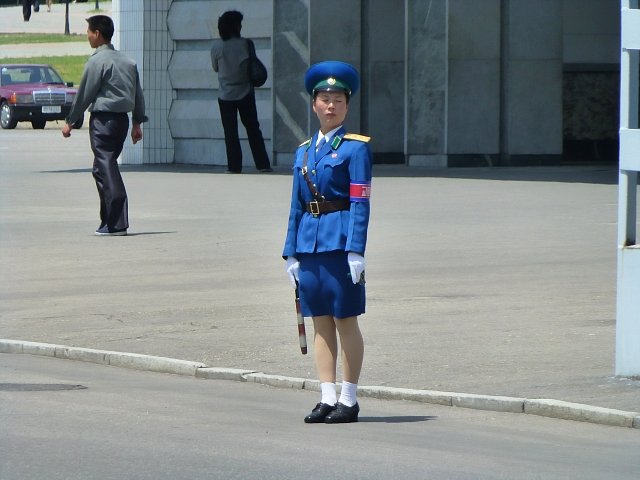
[324,402,359,423]
[95,226,127,236]
[304,402,335,424]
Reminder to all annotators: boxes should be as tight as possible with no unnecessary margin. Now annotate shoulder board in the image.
[298,138,312,148]
[343,133,371,143]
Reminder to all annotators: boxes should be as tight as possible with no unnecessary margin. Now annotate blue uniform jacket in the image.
[283,127,372,258]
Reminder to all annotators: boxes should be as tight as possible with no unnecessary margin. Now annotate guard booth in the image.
[617,0,640,376]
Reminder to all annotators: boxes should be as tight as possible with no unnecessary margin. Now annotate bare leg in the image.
[312,315,338,383]
[334,316,364,383]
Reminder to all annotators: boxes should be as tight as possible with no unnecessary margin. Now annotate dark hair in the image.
[218,10,243,41]
[86,15,114,42]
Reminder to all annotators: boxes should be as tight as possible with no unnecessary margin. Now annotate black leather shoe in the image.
[95,226,127,236]
[304,403,335,423]
[324,402,359,423]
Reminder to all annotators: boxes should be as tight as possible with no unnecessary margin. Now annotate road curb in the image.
[524,399,638,428]
[2,338,639,429]
[196,367,258,381]
[1,339,205,376]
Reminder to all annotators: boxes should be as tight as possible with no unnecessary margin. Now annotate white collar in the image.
[316,126,342,147]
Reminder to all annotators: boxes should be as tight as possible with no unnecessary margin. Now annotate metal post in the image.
[616,0,640,376]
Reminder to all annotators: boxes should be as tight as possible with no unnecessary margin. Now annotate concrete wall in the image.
[272,0,309,165]
[273,0,363,167]
[447,0,501,157]
[563,0,620,65]
[562,0,620,155]
[112,0,144,165]
[363,0,405,161]
[503,0,563,157]
[405,0,448,167]
[166,0,273,166]
[113,0,174,165]
[114,0,621,167]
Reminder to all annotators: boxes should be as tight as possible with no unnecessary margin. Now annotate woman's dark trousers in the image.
[218,93,271,172]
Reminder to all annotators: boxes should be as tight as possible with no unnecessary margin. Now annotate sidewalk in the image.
[1,2,639,427]
[0,41,91,58]
[0,129,638,428]
[0,1,111,58]
[0,2,111,35]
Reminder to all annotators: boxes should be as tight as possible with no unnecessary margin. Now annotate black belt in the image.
[301,149,350,215]
[306,199,350,215]
[91,111,128,117]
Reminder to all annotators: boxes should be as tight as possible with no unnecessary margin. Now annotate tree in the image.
[64,0,70,35]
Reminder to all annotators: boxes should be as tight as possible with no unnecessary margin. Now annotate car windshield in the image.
[0,65,65,86]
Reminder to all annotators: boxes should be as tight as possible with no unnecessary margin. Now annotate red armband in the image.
[350,182,371,202]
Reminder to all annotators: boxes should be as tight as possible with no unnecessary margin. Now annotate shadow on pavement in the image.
[358,415,438,424]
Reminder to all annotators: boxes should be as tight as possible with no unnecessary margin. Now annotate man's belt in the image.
[306,199,350,215]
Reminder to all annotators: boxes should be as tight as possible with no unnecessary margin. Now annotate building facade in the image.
[111,0,620,167]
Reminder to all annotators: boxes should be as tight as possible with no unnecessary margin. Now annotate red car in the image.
[0,64,82,130]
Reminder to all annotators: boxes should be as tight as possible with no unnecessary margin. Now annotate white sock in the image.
[320,382,337,405]
[338,381,357,407]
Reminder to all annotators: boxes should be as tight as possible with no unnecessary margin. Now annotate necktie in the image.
[316,136,327,152]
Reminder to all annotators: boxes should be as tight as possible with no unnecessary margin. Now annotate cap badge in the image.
[327,77,337,86]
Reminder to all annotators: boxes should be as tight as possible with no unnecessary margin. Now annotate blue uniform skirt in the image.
[298,251,366,318]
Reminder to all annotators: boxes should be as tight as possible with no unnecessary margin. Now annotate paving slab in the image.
[0,41,91,58]
[1,128,639,421]
[0,2,111,35]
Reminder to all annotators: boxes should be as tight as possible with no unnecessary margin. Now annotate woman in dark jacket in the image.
[210,10,271,173]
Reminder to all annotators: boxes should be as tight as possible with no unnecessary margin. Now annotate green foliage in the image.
[0,55,86,85]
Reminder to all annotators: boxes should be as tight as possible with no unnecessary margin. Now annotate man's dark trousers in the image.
[89,112,129,232]
[218,92,271,172]
[22,0,33,21]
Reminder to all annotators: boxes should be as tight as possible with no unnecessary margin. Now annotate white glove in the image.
[285,256,300,288]
[347,252,366,285]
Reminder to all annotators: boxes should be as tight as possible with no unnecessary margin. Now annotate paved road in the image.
[0,1,111,35]
[1,128,638,417]
[0,1,110,58]
[2,353,639,480]
[1,41,92,58]
[1,1,639,419]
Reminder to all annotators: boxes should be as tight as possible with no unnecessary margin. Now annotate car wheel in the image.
[72,117,83,129]
[31,120,46,129]
[0,100,18,129]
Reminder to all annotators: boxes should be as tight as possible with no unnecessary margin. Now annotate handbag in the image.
[246,39,268,88]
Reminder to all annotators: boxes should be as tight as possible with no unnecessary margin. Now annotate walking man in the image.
[62,15,147,236]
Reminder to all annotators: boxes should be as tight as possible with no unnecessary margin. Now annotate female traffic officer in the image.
[283,61,372,424]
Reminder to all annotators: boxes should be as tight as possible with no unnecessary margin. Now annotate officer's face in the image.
[313,91,348,134]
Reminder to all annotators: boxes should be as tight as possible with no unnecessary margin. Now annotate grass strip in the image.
[0,33,86,45]
[0,55,87,85]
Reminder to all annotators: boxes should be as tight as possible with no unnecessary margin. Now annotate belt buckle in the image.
[309,200,320,215]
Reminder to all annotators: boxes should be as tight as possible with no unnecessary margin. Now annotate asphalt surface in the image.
[1,1,639,427]
[0,1,109,58]
[1,127,639,421]
[3,353,640,480]
[1,1,110,35]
